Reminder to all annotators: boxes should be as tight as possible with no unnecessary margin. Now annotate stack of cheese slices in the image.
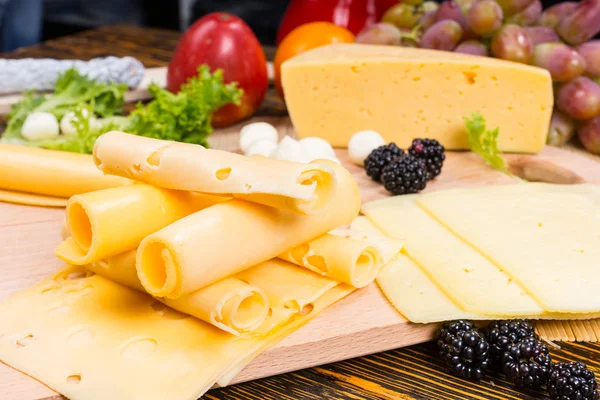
[0,131,404,400]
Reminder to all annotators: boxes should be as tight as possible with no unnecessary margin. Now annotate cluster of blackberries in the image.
[437,320,599,400]
[364,139,445,195]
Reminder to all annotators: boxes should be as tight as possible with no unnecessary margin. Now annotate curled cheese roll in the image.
[136,160,360,299]
[279,234,382,288]
[55,184,226,265]
[0,189,67,207]
[86,250,269,336]
[93,131,337,215]
[0,143,130,201]
[330,227,405,265]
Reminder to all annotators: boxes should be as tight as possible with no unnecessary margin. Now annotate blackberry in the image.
[548,362,599,400]
[437,320,490,381]
[381,154,428,195]
[364,143,404,182]
[486,319,537,363]
[502,337,552,388]
[408,138,446,180]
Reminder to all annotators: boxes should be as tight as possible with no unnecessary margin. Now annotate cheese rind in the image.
[93,131,337,215]
[136,160,360,298]
[55,184,225,265]
[282,43,553,152]
[0,143,130,199]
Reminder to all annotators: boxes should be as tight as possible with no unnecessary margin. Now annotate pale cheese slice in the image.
[55,184,226,265]
[0,189,67,207]
[417,184,600,313]
[0,266,353,400]
[136,160,360,298]
[87,250,269,336]
[362,195,544,316]
[0,143,130,200]
[93,131,337,215]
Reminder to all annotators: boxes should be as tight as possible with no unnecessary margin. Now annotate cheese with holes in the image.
[0,265,353,400]
[417,183,600,313]
[0,189,67,207]
[352,215,600,323]
[136,160,360,299]
[282,43,553,152]
[0,144,130,203]
[362,195,544,316]
[279,228,402,287]
[55,184,225,265]
[93,131,337,215]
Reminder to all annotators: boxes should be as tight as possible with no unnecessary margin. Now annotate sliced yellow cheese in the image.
[55,184,225,265]
[0,188,67,207]
[282,43,552,152]
[355,216,600,323]
[136,160,360,299]
[417,184,600,313]
[93,131,337,215]
[278,229,403,287]
[0,143,130,200]
[86,250,268,336]
[0,266,353,400]
[362,195,544,316]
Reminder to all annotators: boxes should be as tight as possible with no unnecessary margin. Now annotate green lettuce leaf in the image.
[465,112,509,174]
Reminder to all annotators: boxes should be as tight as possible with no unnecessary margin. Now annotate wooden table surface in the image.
[3,25,600,400]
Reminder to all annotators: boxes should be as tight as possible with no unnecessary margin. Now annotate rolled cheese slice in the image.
[136,160,360,298]
[86,250,269,336]
[55,184,226,265]
[93,131,337,215]
[0,189,67,207]
[0,143,130,200]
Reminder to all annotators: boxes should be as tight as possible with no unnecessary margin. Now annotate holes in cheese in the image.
[55,184,225,265]
[0,143,130,203]
[136,160,360,298]
[0,267,354,400]
[93,131,338,215]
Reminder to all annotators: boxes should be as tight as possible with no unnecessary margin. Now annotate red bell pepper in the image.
[276,0,399,44]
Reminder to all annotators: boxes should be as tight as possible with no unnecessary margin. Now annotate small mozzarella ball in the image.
[348,130,385,166]
[299,137,335,158]
[273,136,312,163]
[239,122,278,153]
[60,109,95,136]
[246,139,278,158]
[21,112,59,140]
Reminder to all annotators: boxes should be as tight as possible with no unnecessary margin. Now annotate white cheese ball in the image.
[348,130,386,166]
[299,137,335,158]
[246,139,278,158]
[60,109,97,136]
[239,122,279,154]
[21,112,59,140]
[273,136,312,163]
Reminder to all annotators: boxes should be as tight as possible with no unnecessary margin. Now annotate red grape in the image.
[455,40,489,56]
[556,0,600,46]
[491,24,533,63]
[506,0,542,26]
[578,115,600,154]
[547,109,576,146]
[435,1,476,38]
[456,0,477,12]
[495,0,534,17]
[422,1,440,13]
[556,77,600,120]
[523,26,560,45]
[467,0,503,36]
[419,10,439,30]
[356,23,405,45]
[576,41,600,78]
[536,2,577,28]
[419,20,463,51]
[532,43,586,82]
[382,3,422,29]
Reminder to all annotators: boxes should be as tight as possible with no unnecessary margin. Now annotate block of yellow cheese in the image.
[282,43,553,152]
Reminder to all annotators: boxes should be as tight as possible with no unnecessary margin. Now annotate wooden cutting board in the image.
[1,117,600,400]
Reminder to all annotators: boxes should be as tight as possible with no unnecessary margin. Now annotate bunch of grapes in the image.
[355,0,600,155]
